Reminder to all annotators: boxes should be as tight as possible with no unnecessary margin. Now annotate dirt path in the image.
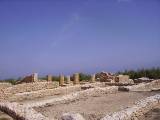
[34,91,159,120]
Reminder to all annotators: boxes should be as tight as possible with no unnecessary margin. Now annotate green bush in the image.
[3,78,17,85]
[117,67,160,79]
[79,73,91,81]
[52,76,60,82]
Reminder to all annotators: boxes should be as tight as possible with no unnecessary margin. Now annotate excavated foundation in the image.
[34,91,159,120]
[0,81,160,120]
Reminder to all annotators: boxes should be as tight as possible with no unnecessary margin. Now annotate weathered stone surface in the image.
[0,82,59,101]
[17,73,38,84]
[122,80,160,92]
[33,73,38,82]
[47,75,52,82]
[91,74,95,83]
[101,94,160,120]
[96,72,115,82]
[73,73,79,85]
[0,102,49,120]
[62,113,85,120]
[24,86,118,108]
[115,75,130,83]
[66,76,71,84]
[60,75,65,86]
[13,84,81,102]
[0,83,12,90]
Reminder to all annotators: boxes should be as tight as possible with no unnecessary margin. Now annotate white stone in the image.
[62,113,85,120]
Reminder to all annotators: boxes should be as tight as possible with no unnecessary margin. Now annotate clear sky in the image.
[0,0,160,79]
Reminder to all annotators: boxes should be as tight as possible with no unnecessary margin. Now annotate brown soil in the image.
[34,91,159,120]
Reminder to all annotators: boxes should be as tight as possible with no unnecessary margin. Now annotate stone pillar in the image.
[66,75,71,84]
[73,73,79,85]
[59,74,64,86]
[91,74,95,83]
[32,73,38,82]
[47,75,52,82]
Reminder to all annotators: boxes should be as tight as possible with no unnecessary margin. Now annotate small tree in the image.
[79,73,91,81]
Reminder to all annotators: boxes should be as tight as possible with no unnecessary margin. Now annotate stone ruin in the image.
[96,72,115,82]
[15,73,97,87]
[0,71,159,120]
[115,75,134,84]
[16,73,38,84]
[91,74,95,83]
[73,73,80,84]
[47,75,52,82]
[59,74,65,86]
[96,71,133,84]
[66,75,71,84]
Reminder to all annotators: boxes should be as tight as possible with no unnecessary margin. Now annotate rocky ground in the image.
[0,81,159,120]
[34,91,160,120]
[139,104,160,120]
[0,111,13,120]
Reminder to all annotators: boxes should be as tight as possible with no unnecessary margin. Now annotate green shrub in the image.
[117,67,160,79]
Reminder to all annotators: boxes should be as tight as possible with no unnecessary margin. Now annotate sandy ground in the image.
[0,111,13,120]
[139,104,160,120]
[34,91,160,120]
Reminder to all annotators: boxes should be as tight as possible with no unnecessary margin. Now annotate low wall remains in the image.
[11,85,82,101]
[61,94,160,120]
[5,81,59,94]
[25,86,118,108]
[8,82,103,102]
[0,102,49,120]
[0,83,12,89]
[0,81,59,101]
[119,80,160,91]
[101,94,160,120]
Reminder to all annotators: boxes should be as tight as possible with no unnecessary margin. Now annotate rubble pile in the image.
[96,72,115,82]
[96,72,133,84]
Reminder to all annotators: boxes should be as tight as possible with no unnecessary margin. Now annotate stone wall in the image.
[17,73,38,84]
[5,81,58,94]
[25,86,118,108]
[96,72,115,82]
[115,75,129,83]
[122,79,160,91]
[11,85,82,102]
[101,94,160,120]
[0,82,59,101]
[0,83,12,89]
[0,102,49,120]
[10,82,104,102]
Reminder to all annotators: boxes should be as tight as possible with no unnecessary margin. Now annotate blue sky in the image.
[0,0,160,79]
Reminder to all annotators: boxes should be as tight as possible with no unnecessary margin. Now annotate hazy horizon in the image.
[0,0,160,79]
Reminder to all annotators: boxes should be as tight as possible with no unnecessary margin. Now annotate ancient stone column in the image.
[47,75,52,82]
[73,73,79,84]
[59,74,64,86]
[91,74,95,83]
[66,75,71,84]
[32,73,38,82]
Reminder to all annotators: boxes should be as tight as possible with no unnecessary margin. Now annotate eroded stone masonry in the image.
[0,72,160,120]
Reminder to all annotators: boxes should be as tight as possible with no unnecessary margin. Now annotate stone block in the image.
[59,75,65,86]
[47,75,52,82]
[66,76,71,84]
[73,73,79,85]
